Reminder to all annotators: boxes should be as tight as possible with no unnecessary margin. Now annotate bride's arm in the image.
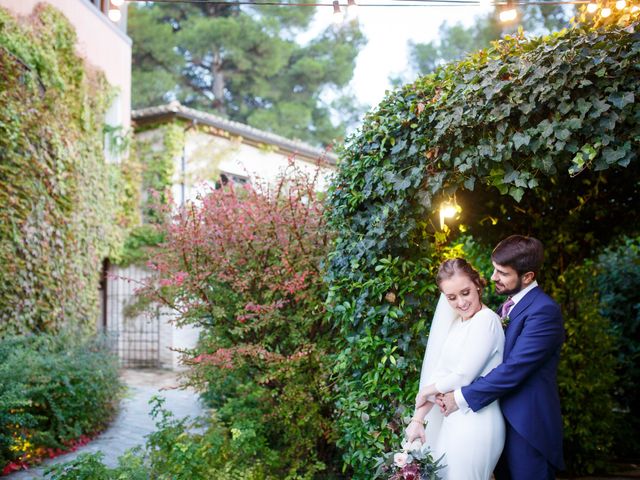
[405,400,434,443]
[430,313,501,394]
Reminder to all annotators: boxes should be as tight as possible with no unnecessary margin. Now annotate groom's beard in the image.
[496,277,523,296]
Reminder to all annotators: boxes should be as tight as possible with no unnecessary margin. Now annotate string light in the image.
[601,1,612,16]
[586,2,599,12]
[615,0,626,8]
[332,0,343,24]
[108,8,122,22]
[499,1,518,22]
[347,0,359,17]
[632,4,640,11]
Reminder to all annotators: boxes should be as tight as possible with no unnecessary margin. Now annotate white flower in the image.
[394,452,409,468]
[407,439,423,452]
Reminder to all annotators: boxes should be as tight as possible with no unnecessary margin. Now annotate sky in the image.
[313,3,493,108]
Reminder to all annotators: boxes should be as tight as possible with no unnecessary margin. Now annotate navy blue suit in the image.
[461,287,565,479]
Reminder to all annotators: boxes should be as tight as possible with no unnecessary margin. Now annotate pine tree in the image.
[128,3,365,145]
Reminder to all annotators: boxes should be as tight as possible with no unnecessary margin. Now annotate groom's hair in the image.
[492,235,544,277]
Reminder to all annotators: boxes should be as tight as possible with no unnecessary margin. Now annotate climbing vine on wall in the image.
[116,123,183,266]
[326,15,639,477]
[0,5,128,336]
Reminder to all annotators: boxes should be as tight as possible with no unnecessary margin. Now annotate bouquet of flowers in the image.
[373,438,444,480]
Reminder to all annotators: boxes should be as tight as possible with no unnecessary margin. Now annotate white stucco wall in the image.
[178,129,335,204]
[0,0,132,130]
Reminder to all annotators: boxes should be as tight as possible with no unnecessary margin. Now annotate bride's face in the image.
[439,273,482,321]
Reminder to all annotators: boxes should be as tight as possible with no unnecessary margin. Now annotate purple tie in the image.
[501,298,515,318]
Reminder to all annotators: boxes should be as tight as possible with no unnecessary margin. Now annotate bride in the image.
[405,258,505,480]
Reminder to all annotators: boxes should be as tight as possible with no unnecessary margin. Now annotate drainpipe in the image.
[181,120,197,206]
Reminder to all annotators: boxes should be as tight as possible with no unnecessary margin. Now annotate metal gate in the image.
[101,261,161,368]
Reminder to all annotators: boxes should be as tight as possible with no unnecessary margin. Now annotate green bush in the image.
[594,236,640,459]
[44,397,288,480]
[0,332,122,468]
[552,263,618,475]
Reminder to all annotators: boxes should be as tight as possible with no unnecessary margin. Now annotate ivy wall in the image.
[0,5,130,336]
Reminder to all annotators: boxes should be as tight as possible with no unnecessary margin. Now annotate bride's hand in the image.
[405,419,426,443]
[415,391,431,408]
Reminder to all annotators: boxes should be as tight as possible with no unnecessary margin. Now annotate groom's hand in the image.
[439,392,459,416]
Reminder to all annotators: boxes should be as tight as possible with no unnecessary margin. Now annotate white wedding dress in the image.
[419,295,506,480]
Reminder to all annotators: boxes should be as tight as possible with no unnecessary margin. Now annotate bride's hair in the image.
[436,258,487,292]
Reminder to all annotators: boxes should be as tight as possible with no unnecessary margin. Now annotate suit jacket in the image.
[461,286,565,470]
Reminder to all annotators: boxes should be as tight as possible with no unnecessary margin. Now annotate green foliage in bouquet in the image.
[326,12,640,477]
[0,332,122,468]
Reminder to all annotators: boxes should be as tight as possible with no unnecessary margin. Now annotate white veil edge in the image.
[418,293,457,449]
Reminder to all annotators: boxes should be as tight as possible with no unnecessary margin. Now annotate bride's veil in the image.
[418,293,458,448]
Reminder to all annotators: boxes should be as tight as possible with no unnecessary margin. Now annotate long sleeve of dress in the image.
[434,310,501,394]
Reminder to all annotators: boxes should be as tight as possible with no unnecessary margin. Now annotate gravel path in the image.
[7,369,204,479]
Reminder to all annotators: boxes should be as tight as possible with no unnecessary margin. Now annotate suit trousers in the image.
[494,422,556,480]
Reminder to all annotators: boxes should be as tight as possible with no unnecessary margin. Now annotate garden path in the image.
[8,369,204,479]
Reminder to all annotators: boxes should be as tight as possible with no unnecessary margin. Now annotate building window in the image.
[216,172,249,189]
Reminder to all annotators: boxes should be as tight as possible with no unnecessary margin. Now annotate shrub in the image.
[552,263,618,475]
[44,397,282,480]
[0,332,122,469]
[593,236,640,459]
[134,164,340,478]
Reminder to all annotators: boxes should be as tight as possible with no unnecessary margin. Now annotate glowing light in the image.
[586,2,599,13]
[439,203,459,230]
[347,0,358,18]
[108,8,121,22]
[499,8,518,22]
[332,1,343,24]
[615,0,626,8]
[110,0,124,6]
[631,4,640,11]
[601,6,612,16]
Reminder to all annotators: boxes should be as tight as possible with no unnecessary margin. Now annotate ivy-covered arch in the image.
[326,16,640,478]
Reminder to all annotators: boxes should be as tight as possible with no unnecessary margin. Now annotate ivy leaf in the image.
[464,177,476,191]
[513,132,531,150]
[555,129,571,141]
[608,91,634,109]
[603,145,628,165]
[508,186,525,202]
[391,139,407,154]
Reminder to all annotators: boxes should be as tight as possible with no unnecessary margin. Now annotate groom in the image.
[438,235,565,479]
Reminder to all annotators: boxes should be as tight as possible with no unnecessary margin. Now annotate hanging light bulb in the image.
[108,7,121,22]
[615,0,626,8]
[631,4,640,11]
[347,0,359,18]
[110,0,124,6]
[586,2,599,13]
[499,1,518,22]
[332,1,343,25]
[601,4,612,16]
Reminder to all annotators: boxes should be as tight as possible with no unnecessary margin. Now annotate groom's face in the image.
[491,262,522,296]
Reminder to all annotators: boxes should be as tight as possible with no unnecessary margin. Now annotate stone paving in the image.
[8,369,204,479]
